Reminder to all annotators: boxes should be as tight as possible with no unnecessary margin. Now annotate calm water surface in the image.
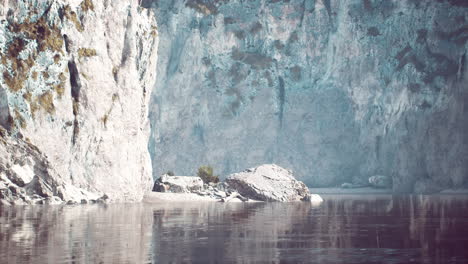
[1,195,468,263]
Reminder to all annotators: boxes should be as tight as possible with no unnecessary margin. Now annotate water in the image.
[1,195,468,263]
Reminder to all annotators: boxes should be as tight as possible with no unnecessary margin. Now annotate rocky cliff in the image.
[0,0,158,204]
[148,0,467,192]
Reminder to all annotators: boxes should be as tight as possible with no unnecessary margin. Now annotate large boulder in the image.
[153,175,204,193]
[225,164,311,202]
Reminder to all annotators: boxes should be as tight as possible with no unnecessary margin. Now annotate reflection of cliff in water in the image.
[0,205,153,263]
[1,196,468,263]
[149,196,468,263]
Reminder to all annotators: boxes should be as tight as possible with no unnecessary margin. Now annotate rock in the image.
[213,190,227,198]
[310,194,324,205]
[149,0,468,192]
[153,175,204,193]
[369,175,392,189]
[9,163,35,187]
[45,196,63,205]
[414,179,443,194]
[220,192,249,203]
[0,0,159,203]
[225,164,312,202]
[0,129,81,204]
[152,182,169,192]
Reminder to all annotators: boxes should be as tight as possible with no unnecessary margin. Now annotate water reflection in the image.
[1,195,468,263]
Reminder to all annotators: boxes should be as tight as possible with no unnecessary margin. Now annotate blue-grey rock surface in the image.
[148,0,468,192]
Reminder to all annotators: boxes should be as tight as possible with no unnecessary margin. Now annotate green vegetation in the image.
[197,166,219,184]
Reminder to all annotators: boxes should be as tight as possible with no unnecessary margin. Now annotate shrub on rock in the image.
[197,166,219,184]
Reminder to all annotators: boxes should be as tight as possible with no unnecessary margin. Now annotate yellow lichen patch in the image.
[1,14,67,92]
[53,54,61,63]
[7,37,26,59]
[150,25,158,37]
[14,109,26,129]
[23,94,40,118]
[112,66,118,80]
[78,48,97,58]
[3,72,23,92]
[44,30,64,53]
[63,5,84,32]
[23,92,32,102]
[54,83,65,97]
[2,38,33,92]
[101,114,108,127]
[38,91,55,114]
[72,99,79,115]
[9,17,64,53]
[80,0,94,12]
[54,73,67,98]
[22,92,39,118]
[81,72,89,80]
[59,72,67,82]
[1,55,7,66]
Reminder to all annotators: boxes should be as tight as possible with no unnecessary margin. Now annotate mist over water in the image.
[1,195,468,263]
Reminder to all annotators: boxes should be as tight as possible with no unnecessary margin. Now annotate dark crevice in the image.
[67,60,81,145]
[0,88,12,131]
[278,76,285,127]
[459,52,466,81]
[68,60,81,99]
[121,11,133,66]
[63,34,70,53]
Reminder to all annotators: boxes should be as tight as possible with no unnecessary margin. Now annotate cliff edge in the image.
[0,0,159,204]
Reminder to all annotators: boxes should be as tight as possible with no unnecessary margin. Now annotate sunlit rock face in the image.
[0,0,159,202]
[148,0,468,191]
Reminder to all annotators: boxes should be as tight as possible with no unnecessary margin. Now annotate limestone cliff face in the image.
[0,0,159,203]
[149,0,467,192]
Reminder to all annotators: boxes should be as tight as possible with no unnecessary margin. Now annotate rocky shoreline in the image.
[150,164,323,204]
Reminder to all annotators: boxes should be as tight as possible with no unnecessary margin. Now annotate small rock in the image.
[96,194,109,203]
[341,183,354,189]
[45,196,63,205]
[214,190,226,198]
[153,175,204,193]
[369,175,392,188]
